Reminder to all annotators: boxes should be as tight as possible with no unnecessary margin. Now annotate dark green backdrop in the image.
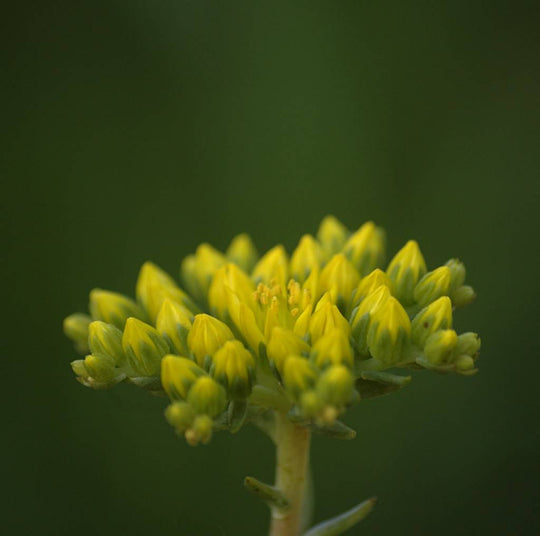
[4,1,539,535]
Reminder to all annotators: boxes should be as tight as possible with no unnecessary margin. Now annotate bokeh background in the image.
[4,1,540,535]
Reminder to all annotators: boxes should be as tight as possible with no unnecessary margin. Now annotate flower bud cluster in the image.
[64,218,480,444]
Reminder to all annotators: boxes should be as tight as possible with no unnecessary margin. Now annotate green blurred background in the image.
[4,1,540,534]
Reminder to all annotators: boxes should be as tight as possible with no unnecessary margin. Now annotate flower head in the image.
[65,215,480,444]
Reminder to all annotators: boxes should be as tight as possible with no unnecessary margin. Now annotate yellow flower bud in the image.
[226,233,259,272]
[452,285,476,308]
[88,321,125,364]
[190,243,228,299]
[367,297,411,365]
[156,299,193,355]
[317,215,348,255]
[161,355,205,400]
[290,235,324,282]
[350,285,391,354]
[267,327,310,373]
[316,365,354,408]
[455,332,481,358]
[454,355,477,375]
[413,266,452,308]
[308,302,350,343]
[282,356,318,399]
[318,254,360,305]
[83,353,118,384]
[89,289,145,329]
[411,296,453,347]
[252,245,289,287]
[423,329,458,365]
[187,376,227,417]
[343,221,386,276]
[63,313,92,353]
[311,329,354,369]
[185,415,214,446]
[210,340,255,398]
[122,317,169,376]
[445,259,466,294]
[165,401,196,433]
[208,263,254,316]
[293,304,312,338]
[386,240,427,305]
[187,314,235,367]
[136,262,192,322]
[352,269,391,307]
[227,292,265,353]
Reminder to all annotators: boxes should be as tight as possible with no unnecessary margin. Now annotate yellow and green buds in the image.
[136,262,193,322]
[226,233,259,273]
[367,297,411,365]
[316,365,355,411]
[319,254,360,306]
[411,296,453,347]
[282,356,318,399]
[156,299,192,355]
[266,327,310,374]
[317,215,348,255]
[88,321,125,364]
[352,269,390,308]
[89,289,145,329]
[210,340,255,399]
[290,235,324,282]
[343,221,386,276]
[187,314,235,368]
[423,329,458,365]
[181,243,228,302]
[187,376,227,417]
[161,355,205,400]
[63,313,92,353]
[309,303,350,343]
[252,245,289,287]
[122,317,169,376]
[351,285,391,354]
[311,329,354,369]
[413,266,452,308]
[65,215,481,448]
[386,240,427,305]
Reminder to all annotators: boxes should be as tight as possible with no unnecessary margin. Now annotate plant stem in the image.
[269,411,311,536]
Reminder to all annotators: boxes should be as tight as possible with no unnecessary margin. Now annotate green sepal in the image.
[355,371,411,399]
[128,376,166,396]
[309,420,357,440]
[303,497,376,536]
[244,476,290,512]
[227,400,248,433]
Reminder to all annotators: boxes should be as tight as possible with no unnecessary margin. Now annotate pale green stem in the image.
[269,411,311,536]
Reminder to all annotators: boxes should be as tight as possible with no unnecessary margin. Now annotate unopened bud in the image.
[165,401,196,433]
[343,221,386,276]
[413,266,451,308]
[161,355,205,400]
[210,340,255,399]
[452,285,476,308]
[423,329,458,365]
[252,245,289,287]
[319,254,360,305]
[187,376,227,417]
[266,327,310,374]
[63,313,92,353]
[367,297,411,365]
[308,303,350,343]
[317,215,348,256]
[226,233,258,273]
[386,240,427,305]
[187,314,235,368]
[282,356,318,399]
[88,321,125,364]
[122,317,169,376]
[290,235,325,282]
[311,329,354,369]
[89,289,145,329]
[156,299,192,355]
[411,296,453,347]
[316,365,354,408]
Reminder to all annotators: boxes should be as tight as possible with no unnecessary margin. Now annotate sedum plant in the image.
[64,216,480,536]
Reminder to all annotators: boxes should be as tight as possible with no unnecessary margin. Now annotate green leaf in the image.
[303,497,376,536]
